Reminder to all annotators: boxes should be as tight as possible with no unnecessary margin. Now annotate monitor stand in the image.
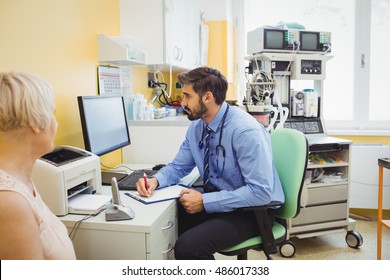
[101,171,127,185]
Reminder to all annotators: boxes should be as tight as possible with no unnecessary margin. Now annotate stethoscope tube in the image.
[199,105,229,178]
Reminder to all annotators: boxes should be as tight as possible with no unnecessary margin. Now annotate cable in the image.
[68,207,105,240]
[152,71,173,106]
[271,52,296,130]
[100,162,135,174]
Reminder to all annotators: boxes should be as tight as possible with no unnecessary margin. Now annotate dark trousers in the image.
[174,202,275,260]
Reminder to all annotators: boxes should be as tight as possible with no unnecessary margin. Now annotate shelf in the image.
[306,181,348,188]
[98,34,145,66]
[307,162,349,169]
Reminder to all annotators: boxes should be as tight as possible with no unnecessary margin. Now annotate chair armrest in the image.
[238,201,283,255]
[240,201,283,212]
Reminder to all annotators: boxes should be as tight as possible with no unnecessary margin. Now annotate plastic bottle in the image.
[133,94,143,120]
[124,94,134,121]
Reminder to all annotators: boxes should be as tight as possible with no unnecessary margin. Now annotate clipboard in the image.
[124,184,189,205]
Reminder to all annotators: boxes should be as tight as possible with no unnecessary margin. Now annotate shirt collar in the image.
[205,102,228,133]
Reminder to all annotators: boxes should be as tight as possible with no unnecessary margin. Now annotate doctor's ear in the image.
[202,91,214,103]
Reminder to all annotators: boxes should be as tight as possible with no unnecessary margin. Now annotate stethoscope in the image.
[198,105,229,178]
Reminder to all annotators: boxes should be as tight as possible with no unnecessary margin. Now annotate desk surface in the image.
[61,164,199,233]
[379,158,390,169]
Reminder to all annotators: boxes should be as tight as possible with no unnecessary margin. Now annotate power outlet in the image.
[147,72,156,88]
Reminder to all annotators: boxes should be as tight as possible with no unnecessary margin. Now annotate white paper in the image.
[68,194,112,214]
[125,184,188,204]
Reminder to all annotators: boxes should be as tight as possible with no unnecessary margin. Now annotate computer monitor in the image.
[77,95,131,156]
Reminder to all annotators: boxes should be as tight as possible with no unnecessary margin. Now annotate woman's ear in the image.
[30,125,41,134]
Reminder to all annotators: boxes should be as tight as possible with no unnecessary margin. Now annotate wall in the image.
[0,0,187,168]
[2,1,387,168]
[0,0,121,165]
[204,20,236,101]
[330,135,390,145]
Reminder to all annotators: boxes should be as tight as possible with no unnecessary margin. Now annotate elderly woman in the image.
[0,72,76,259]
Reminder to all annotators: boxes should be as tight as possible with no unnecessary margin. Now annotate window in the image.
[368,0,390,122]
[238,0,390,133]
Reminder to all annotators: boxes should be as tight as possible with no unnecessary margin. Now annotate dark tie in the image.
[203,125,213,192]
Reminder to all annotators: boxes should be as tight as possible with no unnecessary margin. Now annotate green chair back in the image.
[218,128,308,259]
[271,128,308,220]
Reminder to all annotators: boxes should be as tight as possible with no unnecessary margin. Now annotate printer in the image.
[32,146,102,216]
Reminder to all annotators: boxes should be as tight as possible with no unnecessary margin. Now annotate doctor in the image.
[0,72,76,259]
[136,67,284,260]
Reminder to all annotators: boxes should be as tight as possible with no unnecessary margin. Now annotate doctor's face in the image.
[181,84,207,121]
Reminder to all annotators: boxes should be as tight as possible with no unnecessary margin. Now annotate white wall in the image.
[349,144,390,209]
[195,0,233,22]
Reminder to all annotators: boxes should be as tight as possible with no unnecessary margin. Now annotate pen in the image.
[143,172,149,191]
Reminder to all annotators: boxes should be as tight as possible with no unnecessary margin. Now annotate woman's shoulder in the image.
[0,189,35,221]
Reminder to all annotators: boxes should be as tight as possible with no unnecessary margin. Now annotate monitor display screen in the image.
[264,30,285,49]
[300,32,319,51]
[77,95,130,156]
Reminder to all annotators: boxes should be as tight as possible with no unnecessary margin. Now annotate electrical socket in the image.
[147,72,157,88]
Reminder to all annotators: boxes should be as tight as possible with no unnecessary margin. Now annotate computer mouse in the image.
[152,164,166,170]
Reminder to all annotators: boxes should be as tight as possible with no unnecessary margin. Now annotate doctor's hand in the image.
[136,176,158,197]
[179,189,204,214]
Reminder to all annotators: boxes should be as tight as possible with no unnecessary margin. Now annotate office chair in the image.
[218,128,308,260]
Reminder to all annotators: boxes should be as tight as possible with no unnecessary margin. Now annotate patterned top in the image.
[0,170,76,259]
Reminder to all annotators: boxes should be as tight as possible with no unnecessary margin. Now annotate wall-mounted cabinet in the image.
[98,34,145,66]
[120,0,202,70]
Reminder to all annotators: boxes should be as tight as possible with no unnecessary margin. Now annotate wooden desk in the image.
[377,158,390,260]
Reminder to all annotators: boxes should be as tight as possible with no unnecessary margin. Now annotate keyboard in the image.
[117,169,158,191]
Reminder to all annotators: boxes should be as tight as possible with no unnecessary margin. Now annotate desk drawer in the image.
[68,227,145,260]
[146,203,178,260]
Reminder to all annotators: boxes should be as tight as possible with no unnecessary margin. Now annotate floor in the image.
[215,216,390,260]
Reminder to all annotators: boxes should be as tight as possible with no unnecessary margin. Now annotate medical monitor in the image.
[299,31,331,53]
[300,31,319,51]
[264,29,285,49]
[247,27,299,54]
[77,95,130,156]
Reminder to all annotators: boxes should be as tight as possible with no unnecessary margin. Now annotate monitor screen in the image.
[264,29,285,49]
[77,95,130,156]
[300,32,319,51]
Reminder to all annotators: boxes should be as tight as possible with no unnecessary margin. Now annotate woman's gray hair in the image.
[0,72,54,132]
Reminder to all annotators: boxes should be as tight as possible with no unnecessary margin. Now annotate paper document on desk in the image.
[68,194,112,215]
[124,184,188,204]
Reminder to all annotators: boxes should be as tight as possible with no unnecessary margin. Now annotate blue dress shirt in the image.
[154,102,284,213]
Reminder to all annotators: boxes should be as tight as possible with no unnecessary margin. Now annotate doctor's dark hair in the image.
[0,72,54,132]
[177,67,228,105]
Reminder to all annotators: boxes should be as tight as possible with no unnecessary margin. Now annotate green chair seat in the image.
[220,222,286,253]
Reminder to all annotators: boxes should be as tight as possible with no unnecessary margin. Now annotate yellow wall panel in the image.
[330,135,390,145]
[204,20,237,101]
[205,21,228,76]
[0,0,121,165]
